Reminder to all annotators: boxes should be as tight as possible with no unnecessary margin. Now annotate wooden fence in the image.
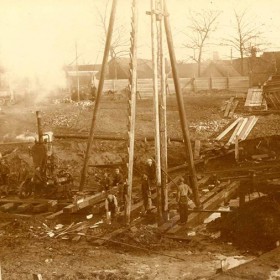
[102,76,249,96]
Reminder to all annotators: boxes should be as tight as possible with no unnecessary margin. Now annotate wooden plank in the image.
[17,203,33,213]
[227,118,248,145]
[197,175,212,188]
[45,210,63,220]
[33,204,48,213]
[215,118,241,141]
[240,116,258,140]
[228,100,239,118]
[0,198,53,205]
[224,97,234,117]
[63,186,118,214]
[226,118,244,145]
[0,203,16,212]
[238,116,255,140]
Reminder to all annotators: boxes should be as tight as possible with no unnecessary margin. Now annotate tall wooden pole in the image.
[150,0,163,223]
[126,0,138,224]
[79,0,118,191]
[163,0,201,207]
[75,41,80,102]
[157,0,168,220]
[36,111,43,143]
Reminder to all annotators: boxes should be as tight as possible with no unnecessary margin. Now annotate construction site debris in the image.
[215,116,258,144]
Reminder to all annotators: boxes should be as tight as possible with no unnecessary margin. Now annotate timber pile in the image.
[263,75,280,110]
[215,116,258,145]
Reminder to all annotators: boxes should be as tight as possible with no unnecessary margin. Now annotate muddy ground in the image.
[1,92,280,279]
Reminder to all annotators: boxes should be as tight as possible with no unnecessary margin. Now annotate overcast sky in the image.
[0,0,279,88]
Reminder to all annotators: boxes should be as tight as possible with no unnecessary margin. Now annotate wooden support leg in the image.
[33,274,43,280]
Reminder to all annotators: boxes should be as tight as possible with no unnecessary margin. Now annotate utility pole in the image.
[150,0,163,224]
[125,0,138,224]
[79,0,118,191]
[163,0,201,208]
[156,0,168,221]
[75,41,80,102]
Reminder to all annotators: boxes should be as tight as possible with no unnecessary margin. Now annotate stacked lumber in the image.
[215,116,258,145]
[263,75,280,109]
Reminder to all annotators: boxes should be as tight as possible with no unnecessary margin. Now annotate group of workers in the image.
[103,158,192,225]
[102,159,155,223]
[1,154,192,225]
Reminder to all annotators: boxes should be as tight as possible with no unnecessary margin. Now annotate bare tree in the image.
[96,0,130,60]
[225,9,264,76]
[183,10,221,77]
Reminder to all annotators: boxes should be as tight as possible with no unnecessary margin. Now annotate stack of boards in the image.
[216,116,258,146]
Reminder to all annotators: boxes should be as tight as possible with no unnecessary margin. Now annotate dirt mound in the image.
[209,195,280,251]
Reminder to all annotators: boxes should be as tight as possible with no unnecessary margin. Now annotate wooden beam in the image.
[45,210,63,220]
[151,0,163,223]
[79,0,118,191]
[0,203,16,212]
[239,116,258,141]
[227,118,247,145]
[224,97,234,117]
[228,100,239,118]
[163,0,200,208]
[33,204,48,213]
[158,0,169,221]
[17,203,33,213]
[125,0,138,224]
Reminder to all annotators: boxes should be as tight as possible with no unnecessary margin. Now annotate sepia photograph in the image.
[0,0,280,279]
